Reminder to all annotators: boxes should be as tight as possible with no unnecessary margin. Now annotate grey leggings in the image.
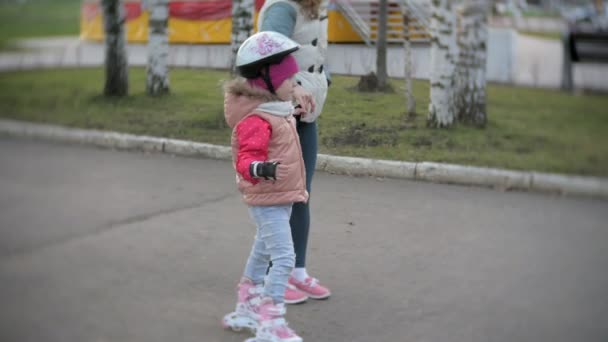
[245,205,296,303]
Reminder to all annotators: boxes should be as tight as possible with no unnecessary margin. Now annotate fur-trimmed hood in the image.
[223,79,285,129]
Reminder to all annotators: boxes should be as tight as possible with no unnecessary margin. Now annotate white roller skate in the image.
[245,297,302,342]
[222,278,264,333]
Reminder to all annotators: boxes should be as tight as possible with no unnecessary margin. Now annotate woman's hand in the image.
[293,84,316,117]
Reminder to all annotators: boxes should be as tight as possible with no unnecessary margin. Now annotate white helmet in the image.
[236,31,299,79]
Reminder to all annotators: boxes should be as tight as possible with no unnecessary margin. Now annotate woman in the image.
[257,0,331,304]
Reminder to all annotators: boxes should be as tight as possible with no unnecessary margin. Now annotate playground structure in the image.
[80,0,431,45]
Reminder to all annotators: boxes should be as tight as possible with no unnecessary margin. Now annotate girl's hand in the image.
[293,85,315,117]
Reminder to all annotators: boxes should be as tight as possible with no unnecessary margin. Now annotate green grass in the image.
[519,30,562,41]
[522,10,562,19]
[1,67,607,177]
[0,0,81,49]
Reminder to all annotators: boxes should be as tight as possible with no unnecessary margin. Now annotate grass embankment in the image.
[0,0,81,49]
[519,30,562,41]
[1,67,607,177]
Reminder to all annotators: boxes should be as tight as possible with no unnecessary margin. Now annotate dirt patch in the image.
[412,136,433,148]
[354,72,395,93]
[323,122,398,147]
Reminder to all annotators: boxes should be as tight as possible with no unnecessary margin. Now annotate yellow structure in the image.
[81,0,233,43]
[81,0,425,44]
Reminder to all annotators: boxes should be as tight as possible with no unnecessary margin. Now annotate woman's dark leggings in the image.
[291,120,317,268]
[267,120,317,272]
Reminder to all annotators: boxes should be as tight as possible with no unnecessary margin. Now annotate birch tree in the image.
[376,0,389,90]
[428,0,457,128]
[470,6,488,127]
[102,0,128,96]
[457,0,488,127]
[454,3,469,121]
[230,0,254,75]
[401,6,416,117]
[146,0,170,96]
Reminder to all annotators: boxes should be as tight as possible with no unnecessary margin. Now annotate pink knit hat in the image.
[247,55,299,92]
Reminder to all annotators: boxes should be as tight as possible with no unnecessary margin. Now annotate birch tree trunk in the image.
[451,5,462,121]
[428,0,457,128]
[376,0,389,90]
[561,30,573,92]
[456,3,472,121]
[401,8,416,116]
[102,0,128,97]
[458,1,488,127]
[470,7,488,127]
[146,0,170,96]
[230,0,254,75]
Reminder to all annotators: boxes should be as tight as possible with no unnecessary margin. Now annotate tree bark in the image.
[561,31,573,92]
[459,1,488,127]
[470,7,488,127]
[230,0,254,76]
[146,0,170,96]
[456,3,472,121]
[102,0,129,97]
[402,8,416,116]
[428,0,457,128]
[376,0,389,90]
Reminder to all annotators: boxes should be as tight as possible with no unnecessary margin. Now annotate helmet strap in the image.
[261,64,276,94]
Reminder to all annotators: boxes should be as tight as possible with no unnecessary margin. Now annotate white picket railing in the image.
[332,0,431,45]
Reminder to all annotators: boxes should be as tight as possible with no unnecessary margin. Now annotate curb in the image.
[1,119,607,200]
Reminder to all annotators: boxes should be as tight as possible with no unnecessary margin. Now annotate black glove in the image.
[249,161,280,180]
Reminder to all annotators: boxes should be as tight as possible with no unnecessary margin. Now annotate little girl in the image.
[221,31,307,342]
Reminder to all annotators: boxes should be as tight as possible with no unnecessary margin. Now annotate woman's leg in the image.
[291,120,317,268]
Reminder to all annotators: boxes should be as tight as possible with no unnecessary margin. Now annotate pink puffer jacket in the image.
[224,79,308,206]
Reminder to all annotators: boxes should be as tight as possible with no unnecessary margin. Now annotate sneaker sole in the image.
[305,292,331,300]
[289,285,331,300]
[284,296,308,304]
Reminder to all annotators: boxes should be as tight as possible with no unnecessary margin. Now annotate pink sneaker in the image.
[289,276,331,300]
[245,297,302,342]
[284,283,308,305]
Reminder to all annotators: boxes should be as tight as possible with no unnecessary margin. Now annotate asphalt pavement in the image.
[1,137,607,342]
